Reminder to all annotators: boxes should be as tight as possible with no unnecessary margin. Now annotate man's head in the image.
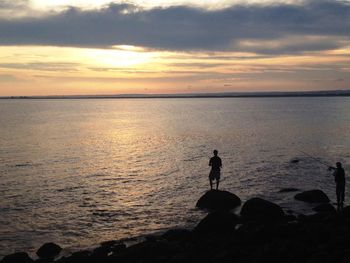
[213,150,218,156]
[336,162,342,168]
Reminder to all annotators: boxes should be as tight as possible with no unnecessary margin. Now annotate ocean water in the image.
[0,97,350,257]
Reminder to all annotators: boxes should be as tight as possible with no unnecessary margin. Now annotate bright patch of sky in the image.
[30,0,304,10]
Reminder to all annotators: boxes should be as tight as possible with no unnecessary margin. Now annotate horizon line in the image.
[1,89,350,99]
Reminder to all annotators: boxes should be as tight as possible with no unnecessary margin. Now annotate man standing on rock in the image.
[329,162,346,210]
[209,150,222,190]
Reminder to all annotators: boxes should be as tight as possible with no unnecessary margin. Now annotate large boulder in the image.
[194,211,239,234]
[240,198,285,222]
[36,242,62,260]
[0,252,33,263]
[196,190,241,210]
[294,190,330,203]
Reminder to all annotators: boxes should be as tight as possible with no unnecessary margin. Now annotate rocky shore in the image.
[3,189,350,263]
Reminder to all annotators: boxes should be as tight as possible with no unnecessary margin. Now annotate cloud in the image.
[0,0,30,16]
[0,62,80,71]
[0,0,349,54]
[0,74,21,82]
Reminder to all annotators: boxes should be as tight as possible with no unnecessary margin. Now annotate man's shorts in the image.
[209,170,220,181]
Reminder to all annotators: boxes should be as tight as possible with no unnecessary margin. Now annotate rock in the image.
[92,245,111,258]
[100,240,117,247]
[111,244,127,254]
[111,240,176,263]
[240,198,285,222]
[162,229,192,241]
[313,203,336,213]
[36,242,62,260]
[196,190,241,210]
[0,252,33,263]
[194,211,239,234]
[279,187,299,193]
[56,251,91,263]
[285,214,297,222]
[290,159,300,163]
[294,190,330,203]
[341,206,350,218]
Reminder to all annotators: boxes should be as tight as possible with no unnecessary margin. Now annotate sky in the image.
[0,0,350,95]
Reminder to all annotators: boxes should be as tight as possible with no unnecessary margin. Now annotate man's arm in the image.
[209,158,212,166]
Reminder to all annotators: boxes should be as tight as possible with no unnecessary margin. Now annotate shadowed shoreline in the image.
[3,189,350,263]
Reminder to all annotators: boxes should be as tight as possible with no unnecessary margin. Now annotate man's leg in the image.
[341,185,345,209]
[336,185,341,210]
[216,179,219,190]
[209,177,213,190]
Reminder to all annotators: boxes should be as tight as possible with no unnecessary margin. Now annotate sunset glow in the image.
[0,0,349,95]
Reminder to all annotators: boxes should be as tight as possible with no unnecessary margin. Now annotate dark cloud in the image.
[0,0,349,54]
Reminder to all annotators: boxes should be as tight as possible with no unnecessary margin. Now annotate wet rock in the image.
[295,190,330,203]
[241,198,285,222]
[111,243,126,254]
[196,190,241,210]
[162,229,192,241]
[313,203,336,213]
[299,212,335,224]
[92,245,111,258]
[36,243,62,260]
[1,252,33,263]
[55,251,91,263]
[279,187,299,193]
[340,206,350,219]
[194,211,239,234]
[112,240,177,263]
[100,240,117,247]
[285,214,297,222]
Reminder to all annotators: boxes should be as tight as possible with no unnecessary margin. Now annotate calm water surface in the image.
[0,97,350,257]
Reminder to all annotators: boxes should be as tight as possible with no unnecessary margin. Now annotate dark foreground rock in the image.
[196,190,241,210]
[36,242,62,260]
[241,198,285,222]
[1,252,33,263]
[295,189,330,203]
[194,211,239,234]
[7,201,350,263]
[313,203,336,213]
[162,229,192,241]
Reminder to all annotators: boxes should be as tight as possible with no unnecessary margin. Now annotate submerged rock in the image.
[194,211,239,234]
[196,190,241,210]
[240,198,285,221]
[278,187,300,193]
[294,190,330,203]
[36,242,62,260]
[0,252,33,263]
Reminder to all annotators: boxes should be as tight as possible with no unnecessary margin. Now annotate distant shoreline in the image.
[1,90,350,99]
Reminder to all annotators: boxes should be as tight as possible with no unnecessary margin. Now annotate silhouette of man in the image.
[209,150,222,190]
[329,162,346,210]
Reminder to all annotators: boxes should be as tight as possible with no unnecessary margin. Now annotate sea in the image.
[0,97,349,258]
